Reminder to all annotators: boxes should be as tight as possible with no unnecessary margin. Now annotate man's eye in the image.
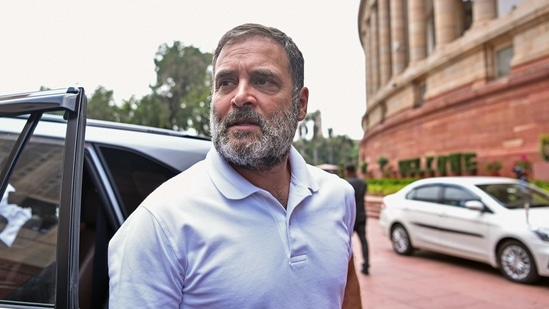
[217,80,232,88]
[256,79,270,85]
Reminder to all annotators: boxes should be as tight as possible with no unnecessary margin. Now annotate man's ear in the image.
[298,87,309,121]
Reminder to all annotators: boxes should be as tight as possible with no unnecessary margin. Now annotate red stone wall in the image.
[361,56,549,180]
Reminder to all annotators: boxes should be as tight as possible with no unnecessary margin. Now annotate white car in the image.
[379,176,549,284]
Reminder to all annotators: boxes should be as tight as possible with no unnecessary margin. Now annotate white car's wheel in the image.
[391,224,414,256]
[497,240,539,284]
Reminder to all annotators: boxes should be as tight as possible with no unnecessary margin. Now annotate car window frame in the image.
[83,146,125,229]
[0,87,87,309]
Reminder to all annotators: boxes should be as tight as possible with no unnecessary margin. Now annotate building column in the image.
[408,0,427,63]
[364,30,372,99]
[472,0,497,26]
[378,0,392,85]
[390,0,407,74]
[370,5,380,92]
[434,0,459,47]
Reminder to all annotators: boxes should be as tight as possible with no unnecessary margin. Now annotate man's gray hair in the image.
[212,23,305,96]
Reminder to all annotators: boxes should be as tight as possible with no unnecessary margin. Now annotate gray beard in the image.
[210,106,299,172]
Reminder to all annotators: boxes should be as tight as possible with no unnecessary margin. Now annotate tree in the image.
[117,94,171,129]
[151,41,213,136]
[87,86,119,121]
[377,156,389,174]
[294,129,356,167]
[296,110,357,166]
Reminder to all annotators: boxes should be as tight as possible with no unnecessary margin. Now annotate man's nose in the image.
[231,82,257,107]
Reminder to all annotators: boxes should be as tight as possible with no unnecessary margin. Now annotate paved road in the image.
[352,218,549,309]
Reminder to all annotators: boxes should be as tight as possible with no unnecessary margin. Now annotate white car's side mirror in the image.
[465,200,485,211]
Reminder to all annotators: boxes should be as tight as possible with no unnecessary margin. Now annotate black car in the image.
[0,87,211,308]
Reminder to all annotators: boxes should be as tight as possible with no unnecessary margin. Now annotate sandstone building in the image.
[358,0,549,179]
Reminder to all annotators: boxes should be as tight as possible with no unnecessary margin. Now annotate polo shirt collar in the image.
[206,146,319,201]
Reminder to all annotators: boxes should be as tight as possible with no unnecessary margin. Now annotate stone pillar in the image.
[434,0,459,47]
[390,0,407,74]
[378,0,392,85]
[370,5,380,92]
[408,0,427,63]
[364,30,372,99]
[472,0,497,26]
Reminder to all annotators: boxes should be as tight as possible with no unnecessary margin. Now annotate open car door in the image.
[0,87,87,309]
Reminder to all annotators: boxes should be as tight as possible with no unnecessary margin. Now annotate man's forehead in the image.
[225,34,278,48]
[214,37,289,72]
[218,37,281,57]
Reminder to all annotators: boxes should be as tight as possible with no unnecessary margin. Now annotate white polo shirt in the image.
[108,147,356,309]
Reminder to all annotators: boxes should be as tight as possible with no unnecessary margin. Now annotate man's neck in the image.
[233,158,292,208]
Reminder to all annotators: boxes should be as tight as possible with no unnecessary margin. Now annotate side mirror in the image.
[464,200,485,211]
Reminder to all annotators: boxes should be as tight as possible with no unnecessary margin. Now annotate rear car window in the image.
[97,145,178,217]
[407,185,441,203]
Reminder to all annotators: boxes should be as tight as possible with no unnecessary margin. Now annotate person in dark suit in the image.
[345,164,369,275]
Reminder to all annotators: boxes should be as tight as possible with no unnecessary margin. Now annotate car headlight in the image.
[531,227,549,242]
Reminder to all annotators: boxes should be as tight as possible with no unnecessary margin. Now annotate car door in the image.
[0,88,87,309]
[403,184,445,249]
[436,185,491,261]
[75,143,182,308]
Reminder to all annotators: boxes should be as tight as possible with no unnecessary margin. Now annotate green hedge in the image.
[533,180,549,192]
[366,178,417,195]
[366,179,549,196]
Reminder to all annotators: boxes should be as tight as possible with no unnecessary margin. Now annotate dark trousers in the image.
[354,220,369,271]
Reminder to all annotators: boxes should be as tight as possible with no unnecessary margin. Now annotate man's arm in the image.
[342,256,362,309]
[109,208,183,308]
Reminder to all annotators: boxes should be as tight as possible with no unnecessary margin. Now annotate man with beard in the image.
[108,23,362,309]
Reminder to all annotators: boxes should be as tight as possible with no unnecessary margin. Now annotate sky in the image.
[0,0,366,140]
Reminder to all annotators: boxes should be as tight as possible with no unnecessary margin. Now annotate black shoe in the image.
[361,268,369,275]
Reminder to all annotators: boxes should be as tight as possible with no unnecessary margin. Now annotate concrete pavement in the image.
[352,218,549,309]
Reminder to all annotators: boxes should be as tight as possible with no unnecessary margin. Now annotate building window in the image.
[495,45,513,78]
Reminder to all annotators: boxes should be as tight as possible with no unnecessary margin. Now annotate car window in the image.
[96,145,178,217]
[76,143,178,308]
[407,185,441,203]
[0,122,65,304]
[77,162,114,309]
[0,87,87,309]
[442,186,478,207]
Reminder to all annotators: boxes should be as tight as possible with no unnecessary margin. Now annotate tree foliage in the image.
[87,86,121,121]
[86,41,213,137]
[84,41,358,166]
[294,135,356,167]
[294,112,357,167]
[118,94,171,128]
[151,41,212,135]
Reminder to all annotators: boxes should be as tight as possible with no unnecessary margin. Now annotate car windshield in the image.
[477,183,549,209]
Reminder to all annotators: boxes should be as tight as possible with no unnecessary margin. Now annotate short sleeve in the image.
[108,206,184,308]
